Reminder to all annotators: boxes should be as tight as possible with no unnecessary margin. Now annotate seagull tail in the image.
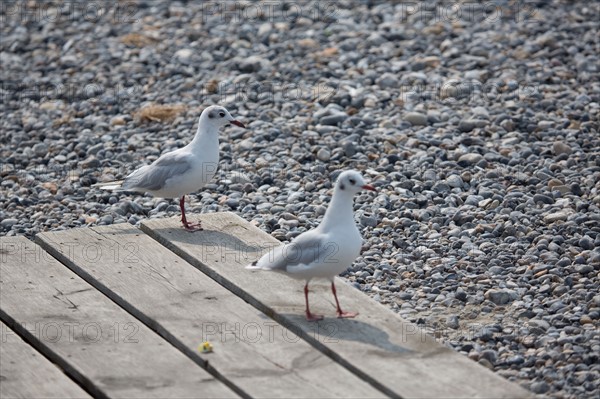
[245,260,262,271]
[92,180,125,191]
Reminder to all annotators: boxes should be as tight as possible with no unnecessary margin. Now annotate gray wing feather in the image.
[263,234,328,271]
[122,152,192,192]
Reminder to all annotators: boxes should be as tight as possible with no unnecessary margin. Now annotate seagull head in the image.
[201,105,245,129]
[335,170,376,194]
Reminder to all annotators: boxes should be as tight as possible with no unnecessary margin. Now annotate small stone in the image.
[537,120,554,130]
[455,288,468,302]
[530,381,550,394]
[1,218,18,229]
[552,185,571,195]
[42,182,58,194]
[342,141,357,157]
[360,214,377,227]
[471,106,490,119]
[225,199,239,209]
[485,288,518,305]
[376,72,399,88]
[533,194,554,204]
[480,349,497,364]
[238,139,254,151]
[432,182,451,194]
[446,315,459,329]
[256,203,273,211]
[237,56,263,73]
[81,156,100,169]
[32,143,49,156]
[458,153,483,166]
[175,48,193,59]
[553,141,572,156]
[465,195,484,206]
[458,119,486,132]
[544,211,569,223]
[110,116,126,126]
[317,148,331,162]
[575,264,594,274]
[40,101,59,110]
[99,215,113,225]
[297,38,318,48]
[404,112,428,126]
[446,174,463,188]
[571,183,584,196]
[548,179,564,189]
[528,319,550,332]
[579,235,594,250]
[476,327,494,341]
[320,113,347,126]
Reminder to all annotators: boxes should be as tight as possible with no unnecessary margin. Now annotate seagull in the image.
[247,170,376,321]
[95,105,245,231]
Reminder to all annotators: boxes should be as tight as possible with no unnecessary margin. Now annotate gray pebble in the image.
[360,214,377,227]
[530,381,550,394]
[458,119,487,132]
[376,72,399,88]
[485,289,518,305]
[579,235,594,250]
[446,315,460,329]
[446,174,464,188]
[320,114,347,126]
[317,148,331,162]
[1,218,19,229]
[404,112,428,126]
[552,141,572,156]
[458,153,483,166]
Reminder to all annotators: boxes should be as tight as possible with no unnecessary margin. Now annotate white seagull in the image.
[96,105,245,231]
[247,170,376,321]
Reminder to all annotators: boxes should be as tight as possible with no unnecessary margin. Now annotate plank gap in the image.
[0,308,107,399]
[35,233,252,399]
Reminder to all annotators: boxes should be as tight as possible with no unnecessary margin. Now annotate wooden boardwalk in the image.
[1,212,532,398]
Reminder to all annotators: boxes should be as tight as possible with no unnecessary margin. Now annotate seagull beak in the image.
[362,184,376,191]
[230,120,245,128]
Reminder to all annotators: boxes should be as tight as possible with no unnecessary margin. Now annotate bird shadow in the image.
[275,313,412,355]
[147,226,265,258]
[140,223,412,355]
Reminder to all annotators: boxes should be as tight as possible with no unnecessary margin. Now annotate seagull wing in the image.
[122,151,192,192]
[248,231,336,273]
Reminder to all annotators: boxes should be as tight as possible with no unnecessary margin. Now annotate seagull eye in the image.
[349,178,356,185]
[219,112,225,117]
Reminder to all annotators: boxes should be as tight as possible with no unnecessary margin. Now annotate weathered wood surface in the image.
[0,320,91,399]
[142,213,533,399]
[0,236,238,399]
[36,224,384,399]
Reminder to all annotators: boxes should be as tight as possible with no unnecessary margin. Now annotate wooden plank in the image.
[0,236,238,399]
[36,225,385,399]
[141,213,533,399]
[0,319,91,399]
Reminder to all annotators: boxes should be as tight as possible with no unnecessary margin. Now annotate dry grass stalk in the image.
[135,104,186,123]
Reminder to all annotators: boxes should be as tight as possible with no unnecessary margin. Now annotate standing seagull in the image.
[247,170,376,321]
[96,105,245,231]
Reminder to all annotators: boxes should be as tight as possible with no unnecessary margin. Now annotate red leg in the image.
[332,282,358,318]
[179,195,202,231]
[304,282,323,321]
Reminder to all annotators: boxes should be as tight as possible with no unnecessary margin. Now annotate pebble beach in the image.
[1,1,599,397]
